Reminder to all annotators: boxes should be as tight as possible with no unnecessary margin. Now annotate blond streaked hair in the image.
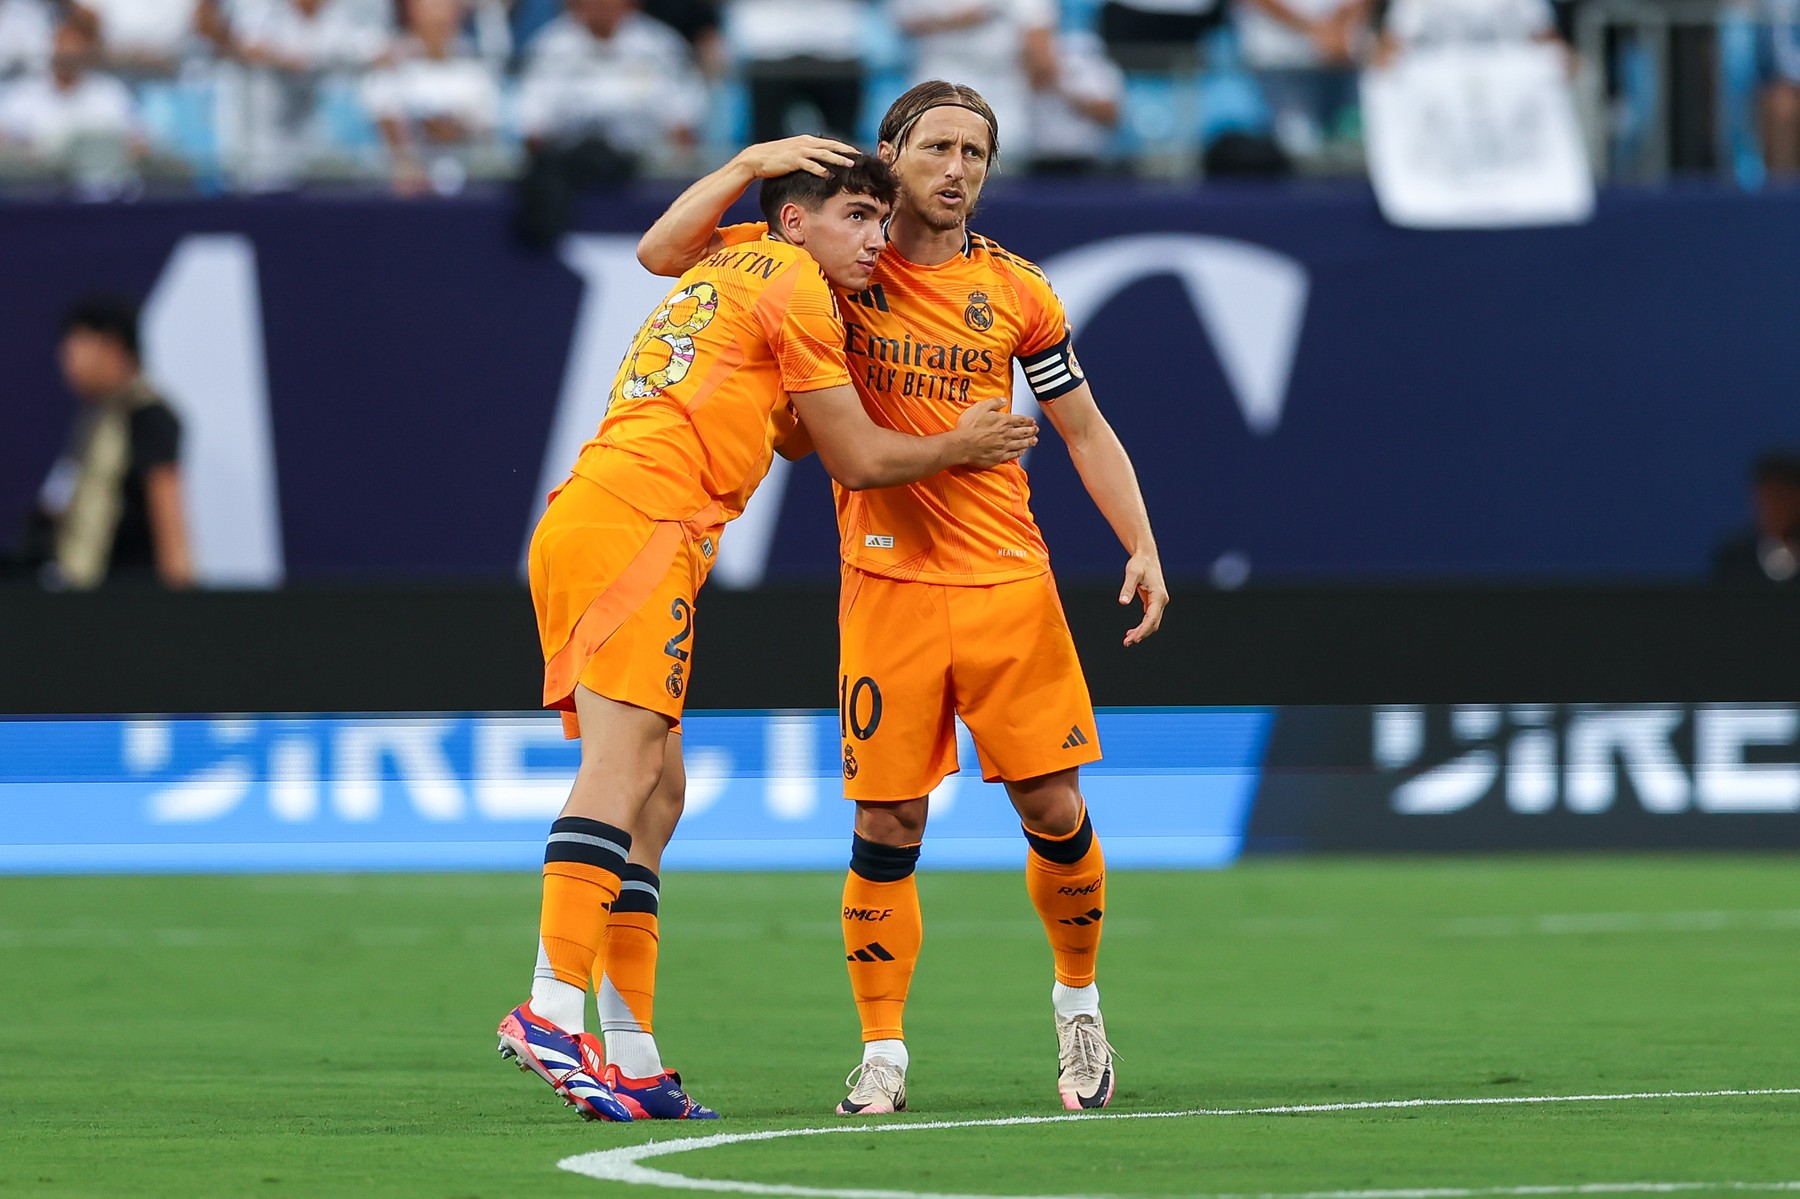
[877,80,1001,164]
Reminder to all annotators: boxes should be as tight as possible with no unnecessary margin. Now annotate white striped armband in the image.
[1019,335,1085,401]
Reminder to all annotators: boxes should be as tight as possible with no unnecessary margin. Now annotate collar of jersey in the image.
[879,221,974,268]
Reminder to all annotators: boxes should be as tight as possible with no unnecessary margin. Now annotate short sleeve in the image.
[1009,260,1085,401]
[96,76,138,136]
[361,68,401,119]
[448,68,501,131]
[1063,33,1124,102]
[514,66,555,137]
[130,404,181,473]
[764,267,851,394]
[1012,0,1057,32]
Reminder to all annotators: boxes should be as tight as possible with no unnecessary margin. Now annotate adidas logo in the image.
[1061,726,1089,750]
[1058,907,1103,927]
[846,942,896,963]
[846,284,890,312]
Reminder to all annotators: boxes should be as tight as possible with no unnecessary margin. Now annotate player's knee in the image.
[573,744,665,811]
[643,770,685,827]
[1009,773,1084,837]
[853,799,927,845]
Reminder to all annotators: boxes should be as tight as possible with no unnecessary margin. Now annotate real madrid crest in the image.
[964,291,993,332]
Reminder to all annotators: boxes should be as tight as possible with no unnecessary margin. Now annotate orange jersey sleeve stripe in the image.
[761,266,855,393]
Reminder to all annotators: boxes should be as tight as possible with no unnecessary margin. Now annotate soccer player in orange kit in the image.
[500,151,1039,1122]
[638,84,1170,1115]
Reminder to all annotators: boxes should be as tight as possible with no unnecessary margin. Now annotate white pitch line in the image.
[1260,1180,1800,1188]
[558,1087,1800,1199]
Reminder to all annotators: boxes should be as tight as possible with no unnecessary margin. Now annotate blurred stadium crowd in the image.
[0,0,1795,194]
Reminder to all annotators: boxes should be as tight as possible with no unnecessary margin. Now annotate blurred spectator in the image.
[517,0,700,154]
[229,0,393,185]
[18,297,192,591]
[1029,28,1124,174]
[363,0,503,194]
[892,0,1056,158]
[1760,0,1800,176]
[1234,0,1369,159]
[72,0,214,77]
[1712,452,1800,585]
[457,0,515,63]
[236,0,392,80]
[1376,0,1563,58]
[514,0,702,243]
[0,0,52,79]
[728,0,865,142]
[0,13,143,190]
[1095,0,1218,71]
[644,0,723,76]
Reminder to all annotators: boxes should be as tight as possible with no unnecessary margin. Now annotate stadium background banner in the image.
[0,709,1272,873]
[7,704,1800,875]
[3,186,1800,586]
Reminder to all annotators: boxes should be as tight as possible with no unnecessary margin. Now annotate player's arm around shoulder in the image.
[636,137,859,276]
[1039,382,1170,646]
[789,387,1039,491]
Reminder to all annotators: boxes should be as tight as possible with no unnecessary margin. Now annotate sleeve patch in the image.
[1018,334,1084,401]
[130,404,182,471]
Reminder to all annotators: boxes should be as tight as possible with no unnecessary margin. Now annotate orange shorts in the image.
[836,568,1101,800]
[529,474,722,739]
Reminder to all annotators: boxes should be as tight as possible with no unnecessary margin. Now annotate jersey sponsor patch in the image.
[864,534,895,549]
[1019,334,1084,401]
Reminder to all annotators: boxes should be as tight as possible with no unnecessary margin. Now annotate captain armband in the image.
[1018,335,1086,401]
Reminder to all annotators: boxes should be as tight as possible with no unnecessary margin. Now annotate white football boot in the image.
[1055,1012,1116,1110]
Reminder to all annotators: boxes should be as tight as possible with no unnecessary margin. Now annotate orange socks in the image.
[1024,806,1106,987]
[531,816,630,1032]
[842,835,923,1043]
[596,862,665,1078]
[598,864,660,1036]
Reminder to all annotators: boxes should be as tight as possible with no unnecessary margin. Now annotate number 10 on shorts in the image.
[840,675,882,742]
[840,675,882,780]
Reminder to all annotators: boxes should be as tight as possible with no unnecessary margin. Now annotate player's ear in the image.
[777,200,807,245]
[876,141,897,165]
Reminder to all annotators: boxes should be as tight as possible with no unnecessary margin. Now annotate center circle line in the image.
[558,1086,1800,1199]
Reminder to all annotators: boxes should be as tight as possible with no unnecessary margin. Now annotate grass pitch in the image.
[3,857,1798,1197]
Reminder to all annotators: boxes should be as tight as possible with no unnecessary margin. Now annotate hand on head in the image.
[738,136,859,180]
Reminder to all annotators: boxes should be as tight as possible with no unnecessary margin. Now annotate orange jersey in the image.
[719,223,1085,585]
[571,234,851,525]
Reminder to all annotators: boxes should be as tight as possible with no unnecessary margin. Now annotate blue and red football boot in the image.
[601,1063,722,1120]
[572,1031,720,1119]
[496,1002,633,1122]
